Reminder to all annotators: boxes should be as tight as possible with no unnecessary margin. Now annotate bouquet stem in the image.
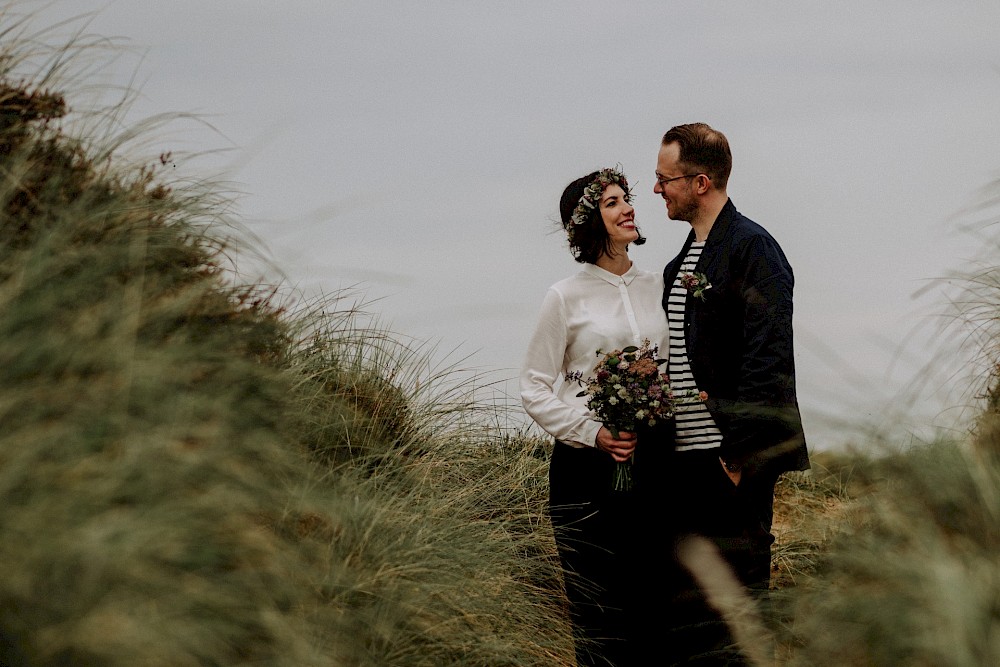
[612,455,634,492]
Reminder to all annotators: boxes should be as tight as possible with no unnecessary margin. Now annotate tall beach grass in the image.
[0,7,573,665]
[771,187,1000,665]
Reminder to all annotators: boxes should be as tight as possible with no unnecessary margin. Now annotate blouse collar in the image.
[583,261,640,286]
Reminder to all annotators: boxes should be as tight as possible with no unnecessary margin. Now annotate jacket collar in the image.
[703,198,738,245]
[664,199,738,286]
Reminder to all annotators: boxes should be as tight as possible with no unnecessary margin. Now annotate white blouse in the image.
[520,263,671,448]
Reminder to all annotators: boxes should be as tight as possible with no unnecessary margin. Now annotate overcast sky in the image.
[24,0,1000,450]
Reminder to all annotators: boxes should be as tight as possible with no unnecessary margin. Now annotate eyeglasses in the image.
[654,173,701,188]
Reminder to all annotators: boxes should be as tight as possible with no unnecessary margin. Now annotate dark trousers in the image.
[549,442,640,667]
[638,448,780,666]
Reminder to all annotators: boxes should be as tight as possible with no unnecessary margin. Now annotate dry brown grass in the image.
[771,450,862,591]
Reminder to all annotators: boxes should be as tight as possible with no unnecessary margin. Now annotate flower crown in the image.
[569,167,631,228]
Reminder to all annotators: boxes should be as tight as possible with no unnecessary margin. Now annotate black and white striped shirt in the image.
[665,241,724,451]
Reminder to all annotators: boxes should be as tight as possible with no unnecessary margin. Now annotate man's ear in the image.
[694,174,712,195]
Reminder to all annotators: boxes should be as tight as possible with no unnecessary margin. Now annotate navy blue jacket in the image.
[662,199,809,475]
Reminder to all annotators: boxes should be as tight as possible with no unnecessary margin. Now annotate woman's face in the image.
[599,184,637,248]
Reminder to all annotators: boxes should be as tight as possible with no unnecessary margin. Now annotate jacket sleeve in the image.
[738,235,795,402]
[724,234,801,468]
[519,288,601,448]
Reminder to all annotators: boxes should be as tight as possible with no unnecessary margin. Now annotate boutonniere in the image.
[680,272,712,301]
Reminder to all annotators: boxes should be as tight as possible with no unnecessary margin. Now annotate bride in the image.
[520,167,669,667]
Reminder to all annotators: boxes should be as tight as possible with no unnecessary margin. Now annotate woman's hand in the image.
[595,426,636,463]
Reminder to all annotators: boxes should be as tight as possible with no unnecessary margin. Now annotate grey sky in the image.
[27,0,1000,449]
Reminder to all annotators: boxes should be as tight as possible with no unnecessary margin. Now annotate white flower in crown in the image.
[571,198,596,226]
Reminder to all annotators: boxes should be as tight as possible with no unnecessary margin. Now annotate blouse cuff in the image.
[581,420,602,448]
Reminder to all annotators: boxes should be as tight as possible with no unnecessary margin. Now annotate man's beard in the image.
[667,198,698,222]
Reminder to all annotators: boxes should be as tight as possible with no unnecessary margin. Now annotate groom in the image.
[653,122,810,663]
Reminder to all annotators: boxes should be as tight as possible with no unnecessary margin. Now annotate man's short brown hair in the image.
[662,123,732,189]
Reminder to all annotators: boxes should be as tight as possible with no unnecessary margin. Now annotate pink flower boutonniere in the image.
[680,272,712,301]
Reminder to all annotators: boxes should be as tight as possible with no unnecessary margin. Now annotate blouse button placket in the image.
[618,278,642,345]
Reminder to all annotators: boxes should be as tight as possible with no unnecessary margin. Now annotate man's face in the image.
[654,142,699,222]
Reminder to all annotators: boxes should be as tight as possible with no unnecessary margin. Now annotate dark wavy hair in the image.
[559,170,644,264]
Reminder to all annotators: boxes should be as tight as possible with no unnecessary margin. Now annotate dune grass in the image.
[767,188,1000,665]
[774,439,1000,667]
[0,10,574,665]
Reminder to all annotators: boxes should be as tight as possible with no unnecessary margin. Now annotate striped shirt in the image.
[665,241,724,451]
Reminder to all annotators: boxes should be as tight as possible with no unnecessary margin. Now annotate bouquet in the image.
[566,339,705,491]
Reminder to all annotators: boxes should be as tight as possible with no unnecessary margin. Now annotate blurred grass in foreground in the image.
[773,438,1000,666]
[767,177,1000,665]
[0,7,573,665]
